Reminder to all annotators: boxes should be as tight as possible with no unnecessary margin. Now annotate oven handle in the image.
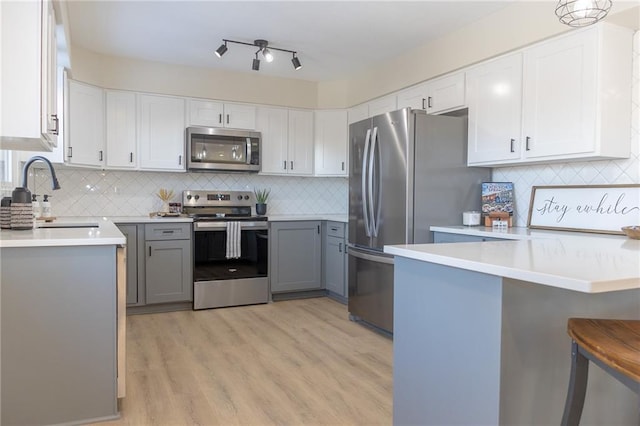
[194,221,269,231]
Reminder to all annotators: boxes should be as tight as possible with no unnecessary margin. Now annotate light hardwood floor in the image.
[99,297,392,425]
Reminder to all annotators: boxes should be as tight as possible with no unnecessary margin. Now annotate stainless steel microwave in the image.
[186,127,261,172]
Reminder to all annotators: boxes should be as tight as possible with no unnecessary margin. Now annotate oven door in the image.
[193,221,269,309]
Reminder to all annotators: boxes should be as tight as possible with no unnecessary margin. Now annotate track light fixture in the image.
[215,38,302,71]
[555,0,612,27]
[215,41,228,58]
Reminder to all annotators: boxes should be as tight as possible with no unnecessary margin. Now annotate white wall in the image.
[494,32,640,227]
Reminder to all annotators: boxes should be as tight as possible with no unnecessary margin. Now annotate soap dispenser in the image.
[32,194,41,219]
[41,195,52,218]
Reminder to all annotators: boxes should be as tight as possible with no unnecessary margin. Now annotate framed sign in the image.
[527,184,640,235]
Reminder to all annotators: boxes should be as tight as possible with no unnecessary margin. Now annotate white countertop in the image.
[430,225,624,241]
[267,214,348,223]
[385,233,640,293]
[0,217,126,248]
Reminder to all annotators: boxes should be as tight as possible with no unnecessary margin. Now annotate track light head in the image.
[291,54,302,70]
[252,52,260,71]
[262,48,274,63]
[215,42,228,58]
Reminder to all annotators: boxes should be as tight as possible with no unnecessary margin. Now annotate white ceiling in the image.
[66,1,512,82]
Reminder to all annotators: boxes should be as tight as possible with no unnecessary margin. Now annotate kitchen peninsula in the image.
[0,219,126,425]
[386,231,640,425]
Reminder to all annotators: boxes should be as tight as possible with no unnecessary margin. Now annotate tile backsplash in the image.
[493,30,640,227]
[26,169,348,217]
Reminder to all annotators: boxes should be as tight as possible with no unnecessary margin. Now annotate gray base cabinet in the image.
[144,223,192,304]
[324,221,346,297]
[433,231,504,243]
[270,221,322,293]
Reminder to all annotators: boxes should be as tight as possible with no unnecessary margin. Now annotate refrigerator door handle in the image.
[368,126,378,237]
[362,128,372,237]
[371,127,382,238]
[347,245,394,265]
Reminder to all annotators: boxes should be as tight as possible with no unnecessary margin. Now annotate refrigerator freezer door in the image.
[369,109,412,249]
[347,245,394,334]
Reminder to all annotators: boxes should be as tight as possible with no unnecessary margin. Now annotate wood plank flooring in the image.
[98,297,392,425]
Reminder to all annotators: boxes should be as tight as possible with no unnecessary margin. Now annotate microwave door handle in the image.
[246,138,252,164]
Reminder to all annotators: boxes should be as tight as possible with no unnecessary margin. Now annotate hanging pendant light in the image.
[555,0,612,27]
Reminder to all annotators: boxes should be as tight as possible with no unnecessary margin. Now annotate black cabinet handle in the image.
[427,96,433,108]
[317,225,320,234]
[283,161,287,170]
[339,242,342,253]
[149,246,152,257]
[99,150,103,161]
[226,114,230,124]
[510,138,515,153]
[421,98,426,110]
[130,152,134,163]
[162,230,173,234]
[219,114,222,124]
[341,161,345,171]
[526,136,531,151]
[68,146,73,158]
[290,161,294,170]
[179,155,182,165]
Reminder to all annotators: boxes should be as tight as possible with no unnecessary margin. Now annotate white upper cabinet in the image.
[348,104,369,124]
[257,107,313,175]
[256,106,289,174]
[188,99,255,130]
[467,54,523,165]
[67,80,105,168]
[105,91,137,169]
[1,0,58,151]
[367,94,397,117]
[286,109,314,175]
[521,25,631,161]
[467,23,633,166]
[314,110,348,176]
[396,72,465,114]
[138,94,186,171]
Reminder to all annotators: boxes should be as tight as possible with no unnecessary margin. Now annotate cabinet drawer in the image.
[144,223,191,240]
[326,221,345,238]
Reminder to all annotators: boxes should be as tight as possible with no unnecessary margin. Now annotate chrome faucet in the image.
[21,156,61,191]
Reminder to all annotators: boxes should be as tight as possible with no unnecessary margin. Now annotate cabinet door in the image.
[467,54,523,165]
[105,91,137,169]
[425,72,465,114]
[67,80,104,167]
[42,0,58,147]
[224,103,256,130]
[117,225,139,304]
[145,239,192,304]
[256,106,288,174]
[324,235,346,296]
[138,94,185,171]
[188,99,224,127]
[287,109,314,175]
[314,110,348,176]
[368,94,397,117]
[396,83,429,110]
[522,30,597,159]
[270,221,322,293]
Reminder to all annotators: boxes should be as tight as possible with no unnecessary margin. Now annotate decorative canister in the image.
[11,187,34,230]
[1,197,12,229]
[462,211,481,226]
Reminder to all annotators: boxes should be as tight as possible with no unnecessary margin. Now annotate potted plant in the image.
[254,188,270,216]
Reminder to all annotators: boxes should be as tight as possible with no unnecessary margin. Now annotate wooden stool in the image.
[561,318,640,426]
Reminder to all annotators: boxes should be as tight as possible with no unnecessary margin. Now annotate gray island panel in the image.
[1,245,118,425]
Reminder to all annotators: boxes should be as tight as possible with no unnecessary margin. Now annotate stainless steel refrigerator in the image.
[347,108,490,334]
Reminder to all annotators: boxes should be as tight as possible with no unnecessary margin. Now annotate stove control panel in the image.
[183,190,254,207]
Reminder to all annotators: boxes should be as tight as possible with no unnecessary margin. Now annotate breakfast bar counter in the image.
[385,235,640,425]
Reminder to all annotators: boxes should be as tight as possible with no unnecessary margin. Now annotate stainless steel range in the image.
[183,190,269,310]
